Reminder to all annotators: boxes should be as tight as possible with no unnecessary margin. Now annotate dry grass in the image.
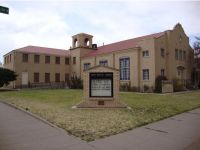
[0,89,200,141]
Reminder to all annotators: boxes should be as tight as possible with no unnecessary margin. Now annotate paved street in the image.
[0,101,200,150]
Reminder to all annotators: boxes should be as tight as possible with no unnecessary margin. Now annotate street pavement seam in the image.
[144,127,168,133]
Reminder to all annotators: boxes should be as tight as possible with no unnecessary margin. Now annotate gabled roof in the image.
[15,46,70,56]
[84,32,165,57]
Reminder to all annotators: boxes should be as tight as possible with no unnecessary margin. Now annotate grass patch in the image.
[0,89,200,141]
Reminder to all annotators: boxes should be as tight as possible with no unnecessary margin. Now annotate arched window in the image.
[85,38,89,46]
[74,39,78,47]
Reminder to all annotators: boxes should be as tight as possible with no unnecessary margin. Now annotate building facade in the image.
[3,23,194,91]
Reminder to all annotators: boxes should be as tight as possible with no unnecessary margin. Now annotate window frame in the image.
[84,63,91,70]
[179,49,183,61]
[34,55,40,63]
[73,57,76,64]
[55,56,60,64]
[45,73,50,83]
[160,48,165,58]
[34,72,39,83]
[99,60,108,66]
[142,50,149,57]
[55,73,60,82]
[175,49,178,60]
[119,57,130,80]
[22,53,28,63]
[143,69,149,80]
[65,57,70,65]
[45,56,50,64]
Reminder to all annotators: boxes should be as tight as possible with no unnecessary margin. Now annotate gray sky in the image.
[0,0,200,63]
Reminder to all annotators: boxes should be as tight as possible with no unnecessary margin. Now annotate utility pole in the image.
[0,6,9,14]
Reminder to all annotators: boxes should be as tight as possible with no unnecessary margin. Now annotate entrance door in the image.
[22,72,28,85]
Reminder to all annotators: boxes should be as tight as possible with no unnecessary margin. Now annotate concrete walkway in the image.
[0,102,200,150]
[0,102,95,150]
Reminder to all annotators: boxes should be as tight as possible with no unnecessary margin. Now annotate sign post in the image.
[0,6,9,14]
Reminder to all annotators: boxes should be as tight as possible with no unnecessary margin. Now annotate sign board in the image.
[0,6,9,14]
[89,72,113,97]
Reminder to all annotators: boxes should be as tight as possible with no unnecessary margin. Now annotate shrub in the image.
[143,85,153,93]
[69,76,83,89]
[173,78,185,92]
[0,68,17,87]
[120,83,139,92]
[120,83,131,91]
[154,75,167,93]
[130,86,140,92]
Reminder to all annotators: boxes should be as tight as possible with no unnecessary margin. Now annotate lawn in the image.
[0,89,200,141]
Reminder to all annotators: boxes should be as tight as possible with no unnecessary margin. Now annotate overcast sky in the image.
[0,0,200,63]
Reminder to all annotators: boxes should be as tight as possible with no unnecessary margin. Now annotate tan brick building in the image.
[3,23,194,91]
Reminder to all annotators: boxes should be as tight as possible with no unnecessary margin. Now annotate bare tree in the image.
[193,36,200,88]
[193,36,200,57]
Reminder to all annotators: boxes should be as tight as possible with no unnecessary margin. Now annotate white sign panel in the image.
[91,79,112,97]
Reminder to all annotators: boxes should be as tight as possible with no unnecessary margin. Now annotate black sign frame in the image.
[89,72,113,98]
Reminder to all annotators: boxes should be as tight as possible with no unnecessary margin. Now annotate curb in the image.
[0,101,64,132]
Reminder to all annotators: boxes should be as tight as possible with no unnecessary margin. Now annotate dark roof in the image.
[15,46,69,56]
[84,32,165,57]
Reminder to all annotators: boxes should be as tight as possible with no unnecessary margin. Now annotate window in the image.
[73,57,76,64]
[120,57,130,80]
[143,69,149,80]
[175,49,178,60]
[65,57,70,65]
[55,73,60,82]
[183,51,186,61]
[45,56,50,64]
[161,69,165,76]
[45,73,50,83]
[142,50,149,57]
[34,73,39,83]
[22,54,28,62]
[4,57,6,64]
[55,57,60,64]
[84,63,90,70]
[179,50,182,60]
[160,48,165,57]
[65,74,69,82]
[34,55,40,63]
[99,60,108,66]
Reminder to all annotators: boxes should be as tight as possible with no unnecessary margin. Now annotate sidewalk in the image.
[0,102,94,150]
[0,101,200,150]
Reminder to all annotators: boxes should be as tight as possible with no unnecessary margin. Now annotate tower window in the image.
[74,39,78,47]
[85,38,89,46]
[84,63,90,70]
